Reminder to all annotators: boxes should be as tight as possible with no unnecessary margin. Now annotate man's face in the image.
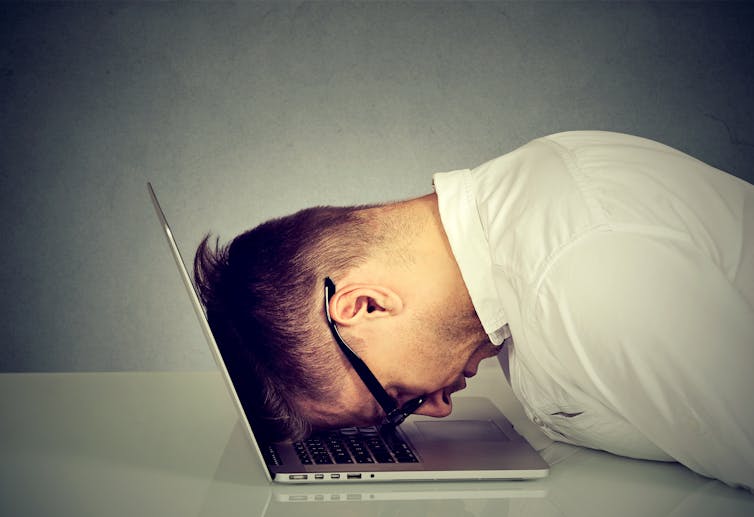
[303,295,500,429]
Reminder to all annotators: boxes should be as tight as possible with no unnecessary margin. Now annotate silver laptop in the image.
[148,183,549,483]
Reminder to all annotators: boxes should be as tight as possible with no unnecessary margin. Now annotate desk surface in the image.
[1,368,752,517]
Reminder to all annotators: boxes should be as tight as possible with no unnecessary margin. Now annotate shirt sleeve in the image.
[536,229,754,490]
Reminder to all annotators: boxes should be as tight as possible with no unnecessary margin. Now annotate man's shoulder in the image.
[537,130,671,149]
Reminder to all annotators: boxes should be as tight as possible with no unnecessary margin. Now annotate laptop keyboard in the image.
[293,426,418,465]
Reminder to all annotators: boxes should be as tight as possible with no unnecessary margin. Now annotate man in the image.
[194,131,753,490]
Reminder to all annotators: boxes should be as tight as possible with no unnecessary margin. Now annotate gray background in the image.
[2,1,753,372]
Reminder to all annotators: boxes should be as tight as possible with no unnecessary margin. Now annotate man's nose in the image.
[412,389,453,418]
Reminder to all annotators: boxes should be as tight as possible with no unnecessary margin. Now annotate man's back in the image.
[434,131,754,489]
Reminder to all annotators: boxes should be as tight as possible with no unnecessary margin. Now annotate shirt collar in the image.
[433,169,509,345]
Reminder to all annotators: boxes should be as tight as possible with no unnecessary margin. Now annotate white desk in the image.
[1,368,752,517]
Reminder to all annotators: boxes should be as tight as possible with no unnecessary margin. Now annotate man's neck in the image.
[361,193,469,309]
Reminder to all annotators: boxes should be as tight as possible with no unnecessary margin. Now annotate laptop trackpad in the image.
[414,420,509,442]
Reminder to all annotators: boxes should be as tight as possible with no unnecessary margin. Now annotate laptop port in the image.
[347,473,362,479]
[288,474,308,480]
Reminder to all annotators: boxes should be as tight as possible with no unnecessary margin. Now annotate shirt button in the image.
[533,416,543,426]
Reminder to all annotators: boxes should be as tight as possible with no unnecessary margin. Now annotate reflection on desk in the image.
[1,371,752,517]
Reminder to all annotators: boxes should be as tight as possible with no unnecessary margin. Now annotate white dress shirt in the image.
[433,131,754,490]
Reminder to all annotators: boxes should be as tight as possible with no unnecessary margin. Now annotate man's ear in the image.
[328,284,403,327]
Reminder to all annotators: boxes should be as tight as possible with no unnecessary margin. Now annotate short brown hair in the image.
[193,205,378,441]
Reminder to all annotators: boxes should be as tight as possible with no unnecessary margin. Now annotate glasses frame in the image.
[324,277,426,427]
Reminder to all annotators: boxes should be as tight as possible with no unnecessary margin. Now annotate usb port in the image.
[347,473,362,479]
[314,473,324,480]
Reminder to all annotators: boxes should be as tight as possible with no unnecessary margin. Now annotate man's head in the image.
[194,195,499,441]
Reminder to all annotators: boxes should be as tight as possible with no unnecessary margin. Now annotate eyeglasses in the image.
[324,277,426,427]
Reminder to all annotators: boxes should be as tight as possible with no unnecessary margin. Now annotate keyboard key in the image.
[295,426,420,466]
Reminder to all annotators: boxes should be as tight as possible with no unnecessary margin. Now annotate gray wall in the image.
[2,2,753,372]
